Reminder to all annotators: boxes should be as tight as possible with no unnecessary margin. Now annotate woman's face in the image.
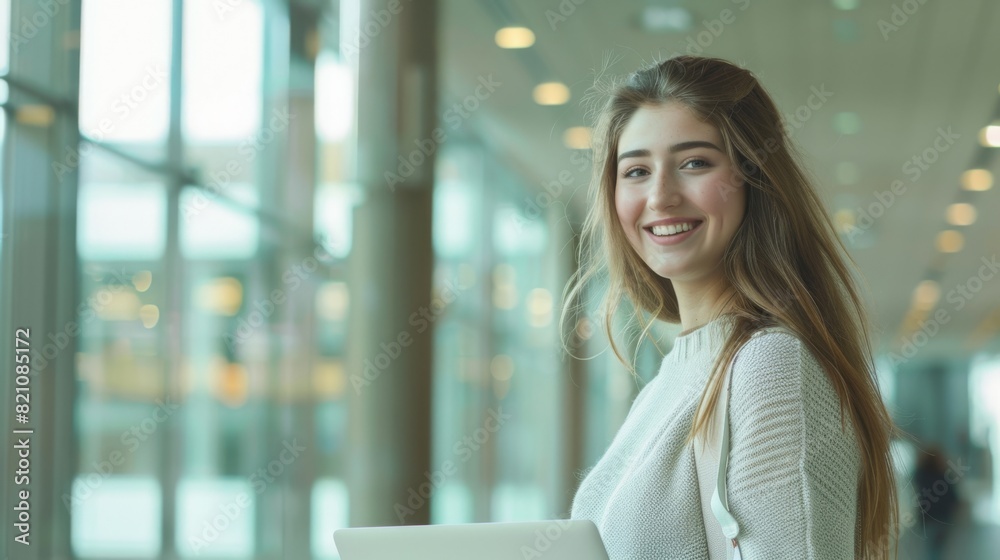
[614,101,746,284]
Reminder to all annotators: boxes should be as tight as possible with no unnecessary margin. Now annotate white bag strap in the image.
[710,361,743,559]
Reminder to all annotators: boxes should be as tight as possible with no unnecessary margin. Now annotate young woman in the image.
[562,56,899,559]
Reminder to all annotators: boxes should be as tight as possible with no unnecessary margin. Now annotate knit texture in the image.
[569,314,861,559]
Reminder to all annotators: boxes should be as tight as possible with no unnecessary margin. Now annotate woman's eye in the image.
[683,158,710,169]
[622,167,647,178]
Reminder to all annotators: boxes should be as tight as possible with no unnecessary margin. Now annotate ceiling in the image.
[439,0,1000,361]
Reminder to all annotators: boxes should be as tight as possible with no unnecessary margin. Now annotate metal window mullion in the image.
[159,0,186,557]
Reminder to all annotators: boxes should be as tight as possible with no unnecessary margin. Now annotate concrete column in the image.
[557,232,586,515]
[275,6,320,556]
[0,1,81,558]
[346,0,438,527]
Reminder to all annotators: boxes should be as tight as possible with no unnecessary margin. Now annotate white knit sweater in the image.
[570,315,861,559]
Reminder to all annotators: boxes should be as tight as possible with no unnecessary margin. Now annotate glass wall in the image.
[1,0,579,557]
[0,0,354,557]
[430,141,570,523]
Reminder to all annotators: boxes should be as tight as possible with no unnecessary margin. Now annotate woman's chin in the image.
[650,266,685,281]
[644,261,688,280]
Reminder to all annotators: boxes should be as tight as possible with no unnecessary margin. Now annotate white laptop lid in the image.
[333,519,609,560]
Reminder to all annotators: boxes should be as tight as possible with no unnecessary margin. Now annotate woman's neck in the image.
[673,274,736,335]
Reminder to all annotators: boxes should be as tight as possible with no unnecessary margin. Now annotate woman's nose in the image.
[646,172,681,210]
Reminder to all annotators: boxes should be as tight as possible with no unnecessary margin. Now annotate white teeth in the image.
[651,222,697,236]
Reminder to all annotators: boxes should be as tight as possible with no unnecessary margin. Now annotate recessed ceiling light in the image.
[833,208,855,233]
[832,0,860,10]
[912,280,940,310]
[961,169,993,191]
[638,6,692,32]
[833,112,861,135]
[832,19,860,42]
[563,126,591,150]
[946,203,976,226]
[495,27,535,49]
[901,307,930,332]
[980,123,1000,147]
[533,82,570,105]
[936,230,964,253]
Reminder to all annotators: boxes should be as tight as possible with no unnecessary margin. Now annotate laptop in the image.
[333,519,609,560]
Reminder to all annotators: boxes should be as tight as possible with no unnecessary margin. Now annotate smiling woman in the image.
[614,102,745,301]
[561,55,900,560]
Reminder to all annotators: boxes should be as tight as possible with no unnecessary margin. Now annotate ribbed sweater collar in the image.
[667,313,735,361]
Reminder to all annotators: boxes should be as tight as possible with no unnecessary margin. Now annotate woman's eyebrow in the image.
[669,140,723,153]
[617,149,650,164]
[616,140,723,164]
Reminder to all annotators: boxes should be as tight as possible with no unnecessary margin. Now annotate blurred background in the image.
[0,0,998,558]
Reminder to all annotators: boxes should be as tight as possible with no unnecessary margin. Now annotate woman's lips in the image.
[643,220,703,245]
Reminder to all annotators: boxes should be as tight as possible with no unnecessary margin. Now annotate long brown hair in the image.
[560,55,898,558]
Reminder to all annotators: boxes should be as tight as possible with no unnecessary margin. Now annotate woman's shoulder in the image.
[727,323,859,452]
[734,323,816,362]
[728,324,834,403]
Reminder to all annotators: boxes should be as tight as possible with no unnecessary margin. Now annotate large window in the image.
[0,0,353,557]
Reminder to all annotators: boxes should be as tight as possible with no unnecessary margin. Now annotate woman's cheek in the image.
[614,188,632,226]
[700,175,734,208]
[615,196,641,247]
